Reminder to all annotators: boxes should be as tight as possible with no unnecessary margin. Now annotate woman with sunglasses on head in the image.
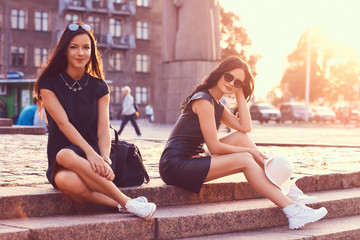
[34,22,156,219]
[159,56,327,229]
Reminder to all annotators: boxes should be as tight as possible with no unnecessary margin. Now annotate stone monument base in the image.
[154,60,218,124]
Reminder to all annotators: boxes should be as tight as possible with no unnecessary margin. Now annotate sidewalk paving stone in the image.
[1,120,360,188]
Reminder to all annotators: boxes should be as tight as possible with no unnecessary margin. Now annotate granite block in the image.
[1,213,155,240]
[0,118,13,127]
[0,225,29,240]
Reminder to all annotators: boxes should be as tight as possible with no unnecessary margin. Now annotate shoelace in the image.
[296,203,312,214]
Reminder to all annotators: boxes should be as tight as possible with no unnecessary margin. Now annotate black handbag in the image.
[110,126,150,187]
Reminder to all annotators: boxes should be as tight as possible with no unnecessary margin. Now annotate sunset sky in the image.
[219,0,360,100]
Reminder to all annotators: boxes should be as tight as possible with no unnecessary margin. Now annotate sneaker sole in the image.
[143,204,156,219]
[119,197,148,212]
[290,207,328,229]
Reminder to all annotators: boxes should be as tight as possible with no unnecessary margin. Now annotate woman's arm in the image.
[40,89,107,176]
[220,89,252,133]
[193,99,249,154]
[193,99,265,164]
[96,93,114,181]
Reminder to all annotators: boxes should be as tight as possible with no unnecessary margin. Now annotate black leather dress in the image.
[159,90,224,193]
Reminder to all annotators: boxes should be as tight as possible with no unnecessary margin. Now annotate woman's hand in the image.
[104,164,115,181]
[86,151,107,177]
[248,148,267,167]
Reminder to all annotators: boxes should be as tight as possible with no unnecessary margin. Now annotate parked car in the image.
[250,102,281,123]
[280,102,313,123]
[311,106,336,123]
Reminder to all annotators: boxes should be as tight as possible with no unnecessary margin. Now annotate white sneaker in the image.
[124,199,156,219]
[118,196,148,213]
[283,203,328,229]
[286,185,318,205]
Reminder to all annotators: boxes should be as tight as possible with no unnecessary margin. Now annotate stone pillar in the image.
[155,0,220,123]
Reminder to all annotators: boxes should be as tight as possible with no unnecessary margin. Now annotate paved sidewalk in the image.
[1,119,360,187]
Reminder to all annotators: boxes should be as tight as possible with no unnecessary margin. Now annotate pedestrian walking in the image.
[118,86,142,136]
[34,22,155,218]
[159,56,327,229]
[145,103,154,123]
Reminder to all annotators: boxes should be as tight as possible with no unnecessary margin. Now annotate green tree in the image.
[220,7,260,77]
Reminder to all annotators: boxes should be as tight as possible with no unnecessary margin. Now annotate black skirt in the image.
[159,149,211,194]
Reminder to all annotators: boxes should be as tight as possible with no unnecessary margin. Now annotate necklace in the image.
[60,73,89,92]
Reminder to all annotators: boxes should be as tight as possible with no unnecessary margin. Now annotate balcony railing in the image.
[109,34,136,49]
[93,34,135,49]
[60,0,135,15]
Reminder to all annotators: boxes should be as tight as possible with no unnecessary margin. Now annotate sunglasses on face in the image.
[67,23,92,32]
[223,72,245,88]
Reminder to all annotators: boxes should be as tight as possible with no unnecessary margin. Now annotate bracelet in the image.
[102,156,112,165]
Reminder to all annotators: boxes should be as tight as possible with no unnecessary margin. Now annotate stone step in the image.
[0,188,359,240]
[185,214,360,240]
[0,172,359,220]
[153,188,360,239]
[0,118,13,127]
[0,126,46,135]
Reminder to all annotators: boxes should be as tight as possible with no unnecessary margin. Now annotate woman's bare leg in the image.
[205,131,293,208]
[56,149,130,208]
[55,168,119,208]
[205,152,293,208]
[220,131,258,149]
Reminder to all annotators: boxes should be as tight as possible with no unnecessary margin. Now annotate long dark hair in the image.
[181,56,254,109]
[33,22,105,111]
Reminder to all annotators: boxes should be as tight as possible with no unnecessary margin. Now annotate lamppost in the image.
[305,30,311,122]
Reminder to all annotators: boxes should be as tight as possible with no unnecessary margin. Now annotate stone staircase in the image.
[0,118,46,135]
[0,172,359,240]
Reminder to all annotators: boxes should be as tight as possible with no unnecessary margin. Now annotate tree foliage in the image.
[220,7,260,77]
[279,27,360,104]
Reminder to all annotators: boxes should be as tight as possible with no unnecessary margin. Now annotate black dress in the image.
[159,90,224,193]
[39,71,109,188]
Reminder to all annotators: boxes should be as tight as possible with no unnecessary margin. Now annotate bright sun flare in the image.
[219,0,360,99]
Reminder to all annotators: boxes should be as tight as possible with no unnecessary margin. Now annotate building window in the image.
[109,52,122,71]
[115,86,121,104]
[109,18,121,37]
[87,16,101,36]
[65,14,79,25]
[135,87,148,104]
[70,0,82,7]
[35,11,49,31]
[136,21,149,40]
[11,9,26,29]
[136,54,150,73]
[109,85,115,104]
[11,46,25,66]
[34,48,48,67]
[137,0,150,7]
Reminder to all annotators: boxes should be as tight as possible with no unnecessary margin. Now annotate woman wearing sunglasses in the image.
[34,22,156,219]
[159,56,327,229]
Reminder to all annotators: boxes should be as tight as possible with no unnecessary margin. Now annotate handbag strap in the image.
[110,125,119,144]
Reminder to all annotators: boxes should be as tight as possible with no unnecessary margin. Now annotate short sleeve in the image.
[95,79,109,99]
[38,76,56,92]
[189,91,213,105]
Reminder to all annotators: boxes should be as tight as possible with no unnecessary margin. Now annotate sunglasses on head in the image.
[223,72,245,88]
[67,23,92,32]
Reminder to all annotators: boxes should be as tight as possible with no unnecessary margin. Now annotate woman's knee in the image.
[234,152,258,169]
[220,131,255,148]
[55,170,89,197]
[56,149,77,167]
